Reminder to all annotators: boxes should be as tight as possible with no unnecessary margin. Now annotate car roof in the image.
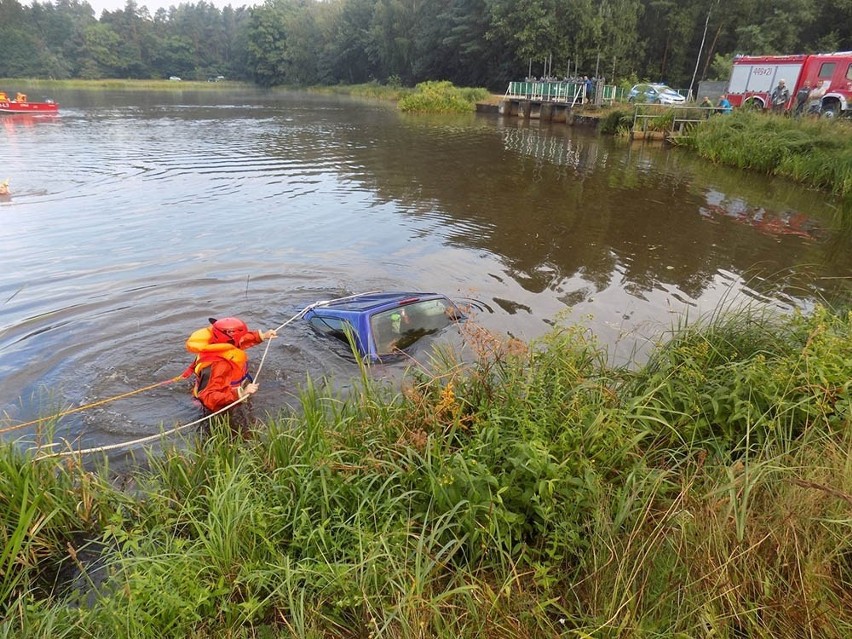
[304,291,463,361]
[308,291,448,314]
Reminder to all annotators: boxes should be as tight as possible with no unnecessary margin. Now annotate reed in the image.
[0,444,118,615]
[598,108,633,135]
[683,110,852,198]
[0,78,245,91]
[309,81,414,102]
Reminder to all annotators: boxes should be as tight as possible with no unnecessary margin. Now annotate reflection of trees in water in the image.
[499,127,602,177]
[271,112,849,307]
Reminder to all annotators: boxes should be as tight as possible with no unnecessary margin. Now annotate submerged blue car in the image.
[303,292,465,360]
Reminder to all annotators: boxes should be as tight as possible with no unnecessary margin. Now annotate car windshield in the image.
[370,298,459,356]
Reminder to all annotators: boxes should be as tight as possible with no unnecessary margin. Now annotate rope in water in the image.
[29,292,378,459]
[0,377,183,435]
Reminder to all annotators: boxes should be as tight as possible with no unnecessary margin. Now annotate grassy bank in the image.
[680,111,852,200]
[308,81,413,102]
[0,78,250,91]
[2,305,850,637]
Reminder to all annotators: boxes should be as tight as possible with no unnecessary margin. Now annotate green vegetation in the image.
[398,81,490,114]
[311,81,490,114]
[2,306,851,637]
[0,78,247,91]
[310,81,413,102]
[598,108,634,135]
[682,111,852,199]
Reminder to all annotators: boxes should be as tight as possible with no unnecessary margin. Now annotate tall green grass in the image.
[0,78,246,91]
[1,306,850,637]
[309,81,414,102]
[682,111,852,199]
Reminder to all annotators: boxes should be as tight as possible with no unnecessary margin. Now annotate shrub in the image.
[398,80,486,114]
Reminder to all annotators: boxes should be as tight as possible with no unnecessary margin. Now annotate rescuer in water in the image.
[185,317,277,434]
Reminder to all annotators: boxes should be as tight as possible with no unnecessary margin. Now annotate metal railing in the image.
[505,81,618,106]
[631,104,718,139]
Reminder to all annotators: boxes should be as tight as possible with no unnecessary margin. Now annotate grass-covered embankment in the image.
[0,78,248,91]
[313,80,490,114]
[2,306,851,637]
[681,110,852,200]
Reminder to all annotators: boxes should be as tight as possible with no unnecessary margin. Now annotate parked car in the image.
[627,83,686,105]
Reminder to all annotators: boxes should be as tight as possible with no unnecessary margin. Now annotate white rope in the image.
[34,291,379,460]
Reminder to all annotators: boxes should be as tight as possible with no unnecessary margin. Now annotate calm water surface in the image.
[2,87,850,453]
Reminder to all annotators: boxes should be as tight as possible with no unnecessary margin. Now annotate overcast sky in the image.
[81,0,260,17]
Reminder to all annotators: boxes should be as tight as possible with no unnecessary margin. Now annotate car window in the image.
[308,316,354,344]
[370,299,457,355]
[819,63,835,79]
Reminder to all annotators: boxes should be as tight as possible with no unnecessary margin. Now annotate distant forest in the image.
[1,0,849,91]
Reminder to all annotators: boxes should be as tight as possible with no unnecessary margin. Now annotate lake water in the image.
[1,87,849,455]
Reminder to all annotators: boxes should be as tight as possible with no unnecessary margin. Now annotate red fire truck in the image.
[724,52,852,117]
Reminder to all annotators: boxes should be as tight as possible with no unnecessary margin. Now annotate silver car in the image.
[627,83,686,105]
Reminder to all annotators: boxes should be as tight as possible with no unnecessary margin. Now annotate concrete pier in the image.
[487,97,597,126]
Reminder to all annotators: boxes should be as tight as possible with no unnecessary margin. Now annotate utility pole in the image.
[688,2,715,102]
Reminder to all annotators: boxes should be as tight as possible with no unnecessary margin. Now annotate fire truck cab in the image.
[724,52,852,117]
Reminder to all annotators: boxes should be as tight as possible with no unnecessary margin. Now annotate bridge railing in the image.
[505,81,617,106]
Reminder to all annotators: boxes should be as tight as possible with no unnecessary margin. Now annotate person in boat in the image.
[185,317,277,434]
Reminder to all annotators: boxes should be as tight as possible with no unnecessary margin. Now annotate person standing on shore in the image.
[771,79,789,113]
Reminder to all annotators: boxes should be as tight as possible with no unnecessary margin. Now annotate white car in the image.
[628,83,686,105]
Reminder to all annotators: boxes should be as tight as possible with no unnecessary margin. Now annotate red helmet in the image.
[209,317,249,344]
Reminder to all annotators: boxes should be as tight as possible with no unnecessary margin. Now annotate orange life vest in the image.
[185,327,252,397]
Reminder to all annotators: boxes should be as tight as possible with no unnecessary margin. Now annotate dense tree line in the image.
[1,0,849,90]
